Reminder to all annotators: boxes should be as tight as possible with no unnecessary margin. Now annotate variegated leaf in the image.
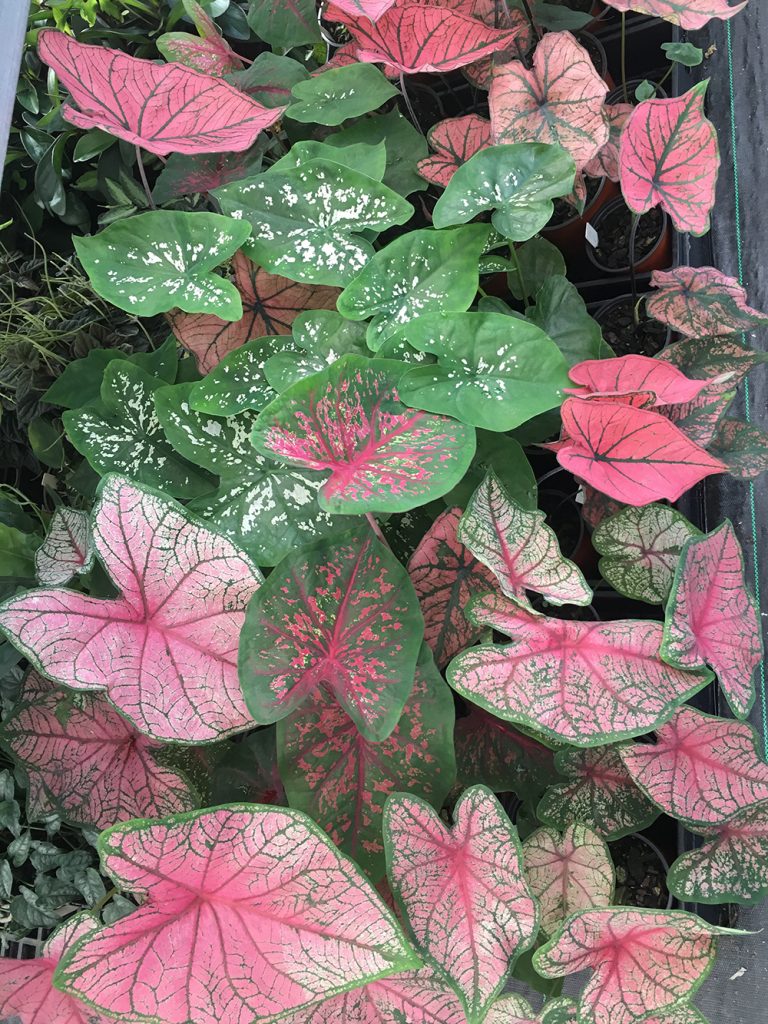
[34,508,93,586]
[583,104,633,182]
[417,114,492,187]
[709,418,768,480]
[189,335,288,416]
[647,266,768,337]
[602,0,747,30]
[264,310,369,393]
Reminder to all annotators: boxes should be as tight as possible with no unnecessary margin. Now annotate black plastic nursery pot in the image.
[585,196,672,276]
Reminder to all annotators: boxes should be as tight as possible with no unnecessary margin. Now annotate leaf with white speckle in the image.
[286,63,398,126]
[189,335,293,416]
[264,310,370,393]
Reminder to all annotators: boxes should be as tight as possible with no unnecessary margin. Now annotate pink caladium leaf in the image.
[657,332,767,388]
[157,0,244,76]
[151,143,266,205]
[579,482,626,531]
[3,670,196,830]
[620,705,768,825]
[34,507,93,586]
[168,251,340,373]
[537,746,659,841]
[534,908,727,1024]
[417,114,492,188]
[407,507,498,670]
[662,521,762,718]
[252,356,476,514]
[0,475,261,744]
[485,995,578,1024]
[458,470,592,610]
[567,355,708,407]
[522,824,615,936]
[619,82,720,236]
[583,103,633,182]
[384,785,538,1021]
[602,0,747,29]
[710,418,768,479]
[489,32,609,170]
[448,592,710,746]
[647,266,768,337]
[556,398,727,505]
[330,0,398,19]
[54,806,418,1022]
[239,526,423,741]
[657,383,736,448]
[278,644,456,878]
[37,29,281,156]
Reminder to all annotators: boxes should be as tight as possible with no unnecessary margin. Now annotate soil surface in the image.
[591,203,664,270]
[611,834,671,910]
[550,176,602,225]
[597,296,669,356]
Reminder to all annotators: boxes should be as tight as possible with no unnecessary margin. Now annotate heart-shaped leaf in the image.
[662,521,762,718]
[157,0,243,76]
[525,277,608,367]
[448,592,710,746]
[0,476,261,743]
[34,508,93,586]
[225,52,310,108]
[54,806,418,1022]
[151,143,268,204]
[432,143,576,241]
[710,419,768,479]
[384,785,538,1022]
[167,251,340,373]
[593,504,700,605]
[189,335,288,416]
[418,114,492,187]
[252,356,476,514]
[239,526,423,741]
[537,746,660,840]
[3,670,196,830]
[485,995,578,1024]
[556,398,727,505]
[324,107,428,196]
[523,824,615,935]
[534,909,725,1024]
[74,211,251,319]
[330,0,398,18]
[568,355,708,407]
[620,706,768,824]
[583,103,634,182]
[286,64,399,125]
[601,0,747,29]
[407,507,498,669]
[458,470,592,609]
[658,333,768,384]
[647,266,768,337]
[264,310,370,392]
[619,83,720,236]
[489,32,609,171]
[215,161,413,286]
[279,644,455,878]
[38,29,281,155]
[247,0,321,48]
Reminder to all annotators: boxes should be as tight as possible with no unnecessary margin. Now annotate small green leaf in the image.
[43,339,179,410]
[73,128,114,162]
[286,64,399,126]
[226,52,310,108]
[442,433,537,510]
[526,277,612,367]
[662,41,704,68]
[264,311,370,392]
[0,525,37,579]
[507,237,566,302]
[246,0,320,48]
[325,108,429,197]
[635,79,656,101]
[28,416,65,469]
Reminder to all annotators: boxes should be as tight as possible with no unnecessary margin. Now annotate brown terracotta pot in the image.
[542,176,619,263]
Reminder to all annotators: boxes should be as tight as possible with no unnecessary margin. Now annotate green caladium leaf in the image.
[214,161,413,285]
[397,311,570,431]
[268,139,387,181]
[43,339,179,410]
[325,108,429,196]
[73,211,251,318]
[264,311,370,392]
[286,64,399,126]
[432,143,576,241]
[246,0,320,48]
[63,363,213,498]
[225,52,310,108]
[189,336,292,416]
[506,237,566,302]
[526,278,612,367]
[442,433,537,511]
[337,225,491,347]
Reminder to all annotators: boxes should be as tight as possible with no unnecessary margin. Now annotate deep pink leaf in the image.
[619,82,720,236]
[710,418,768,480]
[385,785,538,1021]
[0,475,261,743]
[489,31,609,170]
[568,355,708,407]
[556,397,727,505]
[56,806,418,1022]
[662,521,762,718]
[34,507,93,586]
[38,29,281,156]
[602,0,747,29]
[620,705,768,824]
[448,592,709,745]
[417,114,492,187]
[330,0,398,19]
[647,266,768,337]
[407,506,498,669]
[583,103,633,182]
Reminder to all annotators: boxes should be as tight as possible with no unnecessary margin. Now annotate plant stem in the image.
[628,212,640,322]
[621,13,628,103]
[508,244,529,303]
[516,0,542,42]
[135,146,156,210]
[365,512,389,547]
[399,73,423,134]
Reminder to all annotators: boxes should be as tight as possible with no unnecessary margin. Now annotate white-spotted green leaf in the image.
[285,64,399,126]
[264,311,370,393]
[189,336,295,416]
[268,139,387,181]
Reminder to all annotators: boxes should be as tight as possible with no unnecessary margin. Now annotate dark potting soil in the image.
[550,176,602,226]
[592,204,664,270]
[611,834,670,910]
[597,297,668,357]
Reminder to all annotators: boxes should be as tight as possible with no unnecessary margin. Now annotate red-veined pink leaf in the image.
[583,103,633,182]
[647,266,768,337]
[602,0,747,29]
[458,470,592,610]
[55,806,418,1023]
[3,670,196,830]
[448,592,710,746]
[522,824,615,936]
[38,29,281,156]
[489,32,609,170]
[619,82,720,236]
[151,144,266,204]
[0,475,261,744]
[330,0,398,19]
[567,355,708,407]
[384,785,538,1021]
[556,398,727,505]
[278,644,455,878]
[485,995,578,1024]
[619,705,768,825]
[662,521,762,718]
[710,418,768,480]
[537,745,660,841]
[407,507,497,669]
[579,481,626,530]
[168,251,339,373]
[318,42,361,72]
[34,507,93,586]
[239,526,423,742]
[534,908,725,1024]
[157,0,244,77]
[252,356,475,514]
[417,114,492,187]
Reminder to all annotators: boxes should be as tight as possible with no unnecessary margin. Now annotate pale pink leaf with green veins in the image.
[647,266,768,337]
[458,470,592,610]
[583,104,633,182]
[34,507,93,586]
[0,475,261,743]
[534,908,725,1024]
[619,706,768,825]
[417,114,492,187]
[567,355,708,407]
[485,994,578,1024]
[662,521,762,718]
[602,0,747,30]
[384,785,538,1022]
[56,806,418,1024]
